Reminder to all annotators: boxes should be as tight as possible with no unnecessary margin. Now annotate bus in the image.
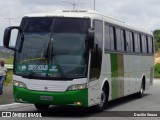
[3,10,154,111]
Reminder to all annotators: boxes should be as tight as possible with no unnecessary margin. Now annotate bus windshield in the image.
[15,17,90,79]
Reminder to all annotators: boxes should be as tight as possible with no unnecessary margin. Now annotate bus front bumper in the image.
[13,86,88,107]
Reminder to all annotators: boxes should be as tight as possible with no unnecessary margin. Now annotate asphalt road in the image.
[0,79,160,120]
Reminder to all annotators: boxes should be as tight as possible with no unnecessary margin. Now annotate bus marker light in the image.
[74,102,82,105]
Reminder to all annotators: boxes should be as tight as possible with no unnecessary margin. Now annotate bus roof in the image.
[25,10,153,36]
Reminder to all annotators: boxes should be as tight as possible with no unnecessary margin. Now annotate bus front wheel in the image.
[92,88,108,112]
[34,104,49,110]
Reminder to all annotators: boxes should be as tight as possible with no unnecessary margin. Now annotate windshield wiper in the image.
[26,42,49,78]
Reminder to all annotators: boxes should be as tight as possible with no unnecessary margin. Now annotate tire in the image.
[92,88,108,112]
[34,104,49,110]
[136,82,144,98]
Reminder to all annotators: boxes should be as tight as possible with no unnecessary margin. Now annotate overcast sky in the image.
[0,0,160,45]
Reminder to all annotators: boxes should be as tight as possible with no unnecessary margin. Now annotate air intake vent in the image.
[62,10,88,13]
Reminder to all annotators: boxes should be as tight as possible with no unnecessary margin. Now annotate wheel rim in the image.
[140,84,144,95]
[141,87,144,94]
[99,91,106,108]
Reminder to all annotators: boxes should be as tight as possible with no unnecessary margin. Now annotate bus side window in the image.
[121,29,125,51]
[146,36,149,53]
[115,28,121,51]
[125,30,130,52]
[141,35,147,53]
[137,34,141,53]
[144,35,147,53]
[134,33,139,53]
[130,32,134,52]
[132,32,135,52]
[110,26,115,51]
[148,36,153,53]
[105,24,110,51]
[151,37,154,53]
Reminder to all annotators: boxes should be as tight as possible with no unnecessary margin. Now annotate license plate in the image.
[40,96,53,101]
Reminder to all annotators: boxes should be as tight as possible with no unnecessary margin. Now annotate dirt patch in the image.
[0,85,14,105]
[155,52,160,64]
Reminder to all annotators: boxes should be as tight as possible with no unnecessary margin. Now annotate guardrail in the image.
[5,64,13,69]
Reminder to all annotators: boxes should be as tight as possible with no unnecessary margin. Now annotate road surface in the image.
[0,79,160,120]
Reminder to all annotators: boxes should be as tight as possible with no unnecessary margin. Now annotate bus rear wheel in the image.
[136,82,144,98]
[34,104,49,110]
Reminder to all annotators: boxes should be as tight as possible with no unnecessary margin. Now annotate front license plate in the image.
[40,96,53,101]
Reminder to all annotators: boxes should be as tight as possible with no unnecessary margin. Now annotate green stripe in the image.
[111,53,124,100]
[117,54,124,97]
[110,53,118,100]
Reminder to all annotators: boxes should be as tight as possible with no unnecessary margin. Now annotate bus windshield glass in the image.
[15,17,90,79]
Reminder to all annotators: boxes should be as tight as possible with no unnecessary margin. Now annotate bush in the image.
[154,63,160,78]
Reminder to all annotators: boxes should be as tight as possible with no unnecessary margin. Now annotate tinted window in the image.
[21,17,53,33]
[148,36,153,53]
[53,18,90,33]
[146,36,149,53]
[121,30,125,51]
[116,28,121,51]
[110,27,115,50]
[134,33,139,52]
[141,35,147,53]
[132,32,135,52]
[130,32,134,52]
[137,34,141,52]
[90,20,103,79]
[144,36,147,53]
[125,31,130,51]
[105,24,110,50]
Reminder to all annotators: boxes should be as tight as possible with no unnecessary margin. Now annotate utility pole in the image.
[94,0,95,10]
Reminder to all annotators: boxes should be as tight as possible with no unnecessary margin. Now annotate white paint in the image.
[0,103,21,107]
[13,75,87,92]
[25,10,152,35]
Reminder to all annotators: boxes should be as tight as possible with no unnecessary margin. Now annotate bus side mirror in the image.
[3,26,24,52]
[87,28,95,50]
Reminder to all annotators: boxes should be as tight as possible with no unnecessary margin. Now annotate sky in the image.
[0,0,160,45]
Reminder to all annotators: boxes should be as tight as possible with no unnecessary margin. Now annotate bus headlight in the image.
[13,80,27,88]
[68,83,87,91]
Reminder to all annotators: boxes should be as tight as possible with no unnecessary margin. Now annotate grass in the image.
[3,57,14,85]
[154,71,160,78]
[4,70,13,86]
[4,57,14,64]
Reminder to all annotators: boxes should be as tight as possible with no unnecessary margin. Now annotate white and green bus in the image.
[3,10,154,111]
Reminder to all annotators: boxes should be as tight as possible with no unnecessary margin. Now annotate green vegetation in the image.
[154,64,160,78]
[154,30,160,52]
[154,30,160,78]
[4,70,13,86]
[4,57,13,85]
[5,57,14,64]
